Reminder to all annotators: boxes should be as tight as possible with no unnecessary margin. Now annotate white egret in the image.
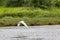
[17,21,28,28]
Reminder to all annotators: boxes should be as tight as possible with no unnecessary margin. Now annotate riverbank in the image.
[0,7,60,26]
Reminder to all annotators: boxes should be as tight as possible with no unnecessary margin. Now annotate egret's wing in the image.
[17,21,28,28]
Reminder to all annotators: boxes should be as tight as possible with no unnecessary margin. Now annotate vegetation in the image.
[0,0,60,8]
[0,7,60,26]
[0,0,60,26]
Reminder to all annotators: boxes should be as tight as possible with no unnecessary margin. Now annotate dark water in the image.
[0,25,60,40]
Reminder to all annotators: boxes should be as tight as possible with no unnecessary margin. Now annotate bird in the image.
[17,21,28,28]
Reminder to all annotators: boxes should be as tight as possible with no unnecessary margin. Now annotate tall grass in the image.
[0,7,60,18]
[0,7,60,26]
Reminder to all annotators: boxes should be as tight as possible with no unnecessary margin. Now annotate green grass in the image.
[0,7,60,26]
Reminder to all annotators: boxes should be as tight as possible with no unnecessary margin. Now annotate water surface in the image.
[0,25,60,40]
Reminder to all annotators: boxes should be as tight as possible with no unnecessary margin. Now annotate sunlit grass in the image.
[0,7,60,26]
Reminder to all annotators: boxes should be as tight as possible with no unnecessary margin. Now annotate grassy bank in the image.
[0,7,60,26]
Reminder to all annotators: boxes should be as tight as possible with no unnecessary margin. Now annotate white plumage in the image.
[17,21,28,28]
